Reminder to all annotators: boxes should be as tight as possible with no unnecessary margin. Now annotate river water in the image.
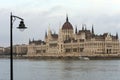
[0,59,120,80]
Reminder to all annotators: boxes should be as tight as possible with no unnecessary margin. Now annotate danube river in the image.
[0,59,120,80]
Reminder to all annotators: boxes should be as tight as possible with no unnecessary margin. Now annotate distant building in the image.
[27,16,120,57]
[3,44,28,56]
[0,47,4,55]
[14,44,28,56]
[4,47,10,55]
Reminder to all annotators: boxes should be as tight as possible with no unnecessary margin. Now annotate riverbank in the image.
[1,55,120,60]
[0,55,80,60]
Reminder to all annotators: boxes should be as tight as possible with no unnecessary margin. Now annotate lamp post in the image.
[10,13,27,80]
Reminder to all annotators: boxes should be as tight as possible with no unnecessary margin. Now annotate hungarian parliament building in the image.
[25,16,120,57]
[1,16,119,57]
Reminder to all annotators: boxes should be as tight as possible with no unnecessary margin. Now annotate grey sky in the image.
[0,0,120,47]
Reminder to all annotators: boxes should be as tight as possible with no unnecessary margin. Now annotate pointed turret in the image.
[91,24,95,38]
[116,32,118,39]
[75,26,77,34]
[82,24,84,30]
[92,24,94,34]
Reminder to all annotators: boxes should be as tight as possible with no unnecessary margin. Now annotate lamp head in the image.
[17,20,27,31]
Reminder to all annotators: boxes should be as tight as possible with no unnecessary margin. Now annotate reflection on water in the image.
[0,59,120,80]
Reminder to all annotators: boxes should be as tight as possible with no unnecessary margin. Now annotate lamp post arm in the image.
[12,15,24,21]
[11,12,24,21]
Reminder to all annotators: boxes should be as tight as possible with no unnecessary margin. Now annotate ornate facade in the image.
[27,16,120,57]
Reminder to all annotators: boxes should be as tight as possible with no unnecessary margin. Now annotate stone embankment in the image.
[1,54,120,60]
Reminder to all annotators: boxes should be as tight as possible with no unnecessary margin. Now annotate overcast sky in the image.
[0,0,120,47]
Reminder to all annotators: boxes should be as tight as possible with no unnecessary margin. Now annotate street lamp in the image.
[10,12,27,80]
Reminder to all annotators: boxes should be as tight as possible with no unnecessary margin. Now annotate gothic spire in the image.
[66,14,69,22]
[75,26,77,34]
[92,24,94,34]
[91,24,95,38]
[116,32,118,39]
[82,24,84,30]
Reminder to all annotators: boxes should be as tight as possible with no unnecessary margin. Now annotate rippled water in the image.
[0,59,120,80]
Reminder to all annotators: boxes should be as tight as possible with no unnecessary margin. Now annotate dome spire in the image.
[66,14,69,22]
[62,14,73,30]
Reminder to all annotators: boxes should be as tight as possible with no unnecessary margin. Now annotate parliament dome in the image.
[62,16,73,30]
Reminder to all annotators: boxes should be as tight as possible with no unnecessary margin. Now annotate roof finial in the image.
[92,24,94,34]
[75,25,77,34]
[116,32,118,39]
[66,14,69,22]
[82,24,84,30]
